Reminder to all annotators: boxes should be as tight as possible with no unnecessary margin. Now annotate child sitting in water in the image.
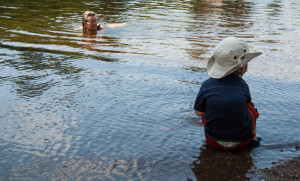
[194,37,261,150]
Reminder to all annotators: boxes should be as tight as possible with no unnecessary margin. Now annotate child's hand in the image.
[195,110,205,116]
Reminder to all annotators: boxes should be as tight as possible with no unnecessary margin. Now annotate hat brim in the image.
[207,52,262,79]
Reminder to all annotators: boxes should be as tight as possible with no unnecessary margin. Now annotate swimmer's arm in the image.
[105,23,126,28]
[74,27,83,30]
[97,24,104,30]
[195,110,205,116]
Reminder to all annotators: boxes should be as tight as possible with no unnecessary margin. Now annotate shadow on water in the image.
[190,144,254,181]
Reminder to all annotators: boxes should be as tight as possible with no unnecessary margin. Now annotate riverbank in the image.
[261,155,300,181]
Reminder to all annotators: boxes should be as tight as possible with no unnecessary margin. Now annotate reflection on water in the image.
[1,0,298,80]
[0,0,300,180]
[10,156,144,181]
[0,50,84,98]
[185,0,253,61]
[191,144,254,181]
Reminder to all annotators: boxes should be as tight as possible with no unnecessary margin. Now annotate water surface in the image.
[0,0,300,180]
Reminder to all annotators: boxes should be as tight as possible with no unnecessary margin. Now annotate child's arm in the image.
[195,110,205,116]
[194,83,206,117]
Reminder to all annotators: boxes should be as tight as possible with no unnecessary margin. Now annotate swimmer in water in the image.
[81,11,104,35]
[76,11,126,36]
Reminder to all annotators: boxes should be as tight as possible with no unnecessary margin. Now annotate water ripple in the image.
[0,0,300,180]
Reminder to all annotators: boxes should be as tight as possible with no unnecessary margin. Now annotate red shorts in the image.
[201,102,259,150]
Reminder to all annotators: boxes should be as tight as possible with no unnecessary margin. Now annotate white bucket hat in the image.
[207,37,262,79]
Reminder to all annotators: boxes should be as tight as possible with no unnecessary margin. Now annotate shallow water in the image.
[0,0,300,180]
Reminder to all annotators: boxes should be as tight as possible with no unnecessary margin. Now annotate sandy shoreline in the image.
[261,155,300,181]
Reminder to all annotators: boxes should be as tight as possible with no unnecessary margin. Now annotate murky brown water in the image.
[0,0,300,180]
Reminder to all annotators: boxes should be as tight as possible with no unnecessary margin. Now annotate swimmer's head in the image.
[82,11,98,31]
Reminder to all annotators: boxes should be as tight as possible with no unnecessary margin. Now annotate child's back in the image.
[194,37,262,150]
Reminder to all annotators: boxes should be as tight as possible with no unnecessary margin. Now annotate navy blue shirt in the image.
[194,74,253,141]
